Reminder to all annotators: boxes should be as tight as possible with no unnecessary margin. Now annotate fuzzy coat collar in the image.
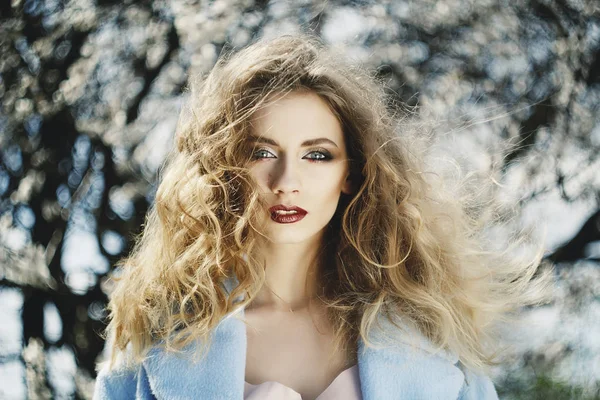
[141,306,476,399]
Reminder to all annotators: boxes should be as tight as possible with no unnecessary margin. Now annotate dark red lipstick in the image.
[268,204,307,224]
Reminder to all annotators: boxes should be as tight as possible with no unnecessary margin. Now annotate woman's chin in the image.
[263,227,327,246]
[265,234,308,245]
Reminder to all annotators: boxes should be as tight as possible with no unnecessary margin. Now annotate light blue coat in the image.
[94,280,499,400]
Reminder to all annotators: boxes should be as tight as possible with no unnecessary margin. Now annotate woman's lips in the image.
[268,205,307,224]
[270,211,306,224]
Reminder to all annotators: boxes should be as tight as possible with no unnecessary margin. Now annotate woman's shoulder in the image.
[455,361,498,400]
[93,310,247,400]
[358,312,499,399]
[93,344,146,399]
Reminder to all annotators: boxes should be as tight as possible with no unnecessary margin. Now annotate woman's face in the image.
[247,90,352,245]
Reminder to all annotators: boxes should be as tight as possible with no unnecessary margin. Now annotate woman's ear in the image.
[341,173,353,195]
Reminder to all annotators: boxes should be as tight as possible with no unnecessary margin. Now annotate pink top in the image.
[244,364,362,400]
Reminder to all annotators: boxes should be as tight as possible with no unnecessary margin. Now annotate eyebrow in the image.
[248,135,339,148]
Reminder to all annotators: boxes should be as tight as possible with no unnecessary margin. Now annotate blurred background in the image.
[1,0,599,398]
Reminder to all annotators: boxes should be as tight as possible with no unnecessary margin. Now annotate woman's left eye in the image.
[304,150,332,161]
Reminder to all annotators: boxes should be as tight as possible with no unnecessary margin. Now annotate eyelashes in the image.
[251,147,333,162]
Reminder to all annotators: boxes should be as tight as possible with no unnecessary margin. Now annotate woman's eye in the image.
[305,150,332,161]
[252,149,275,159]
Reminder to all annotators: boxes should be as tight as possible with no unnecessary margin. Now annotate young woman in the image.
[93,34,551,400]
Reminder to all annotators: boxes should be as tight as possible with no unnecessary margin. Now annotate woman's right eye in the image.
[251,148,275,160]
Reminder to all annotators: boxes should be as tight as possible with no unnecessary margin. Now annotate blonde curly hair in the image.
[103,33,552,374]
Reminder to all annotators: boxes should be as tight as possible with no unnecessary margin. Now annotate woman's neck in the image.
[249,239,325,312]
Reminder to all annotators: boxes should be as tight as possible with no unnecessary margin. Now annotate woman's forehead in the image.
[249,91,345,147]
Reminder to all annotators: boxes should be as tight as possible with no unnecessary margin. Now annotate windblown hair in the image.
[104,34,552,373]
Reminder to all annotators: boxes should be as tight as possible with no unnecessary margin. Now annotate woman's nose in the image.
[270,157,301,194]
